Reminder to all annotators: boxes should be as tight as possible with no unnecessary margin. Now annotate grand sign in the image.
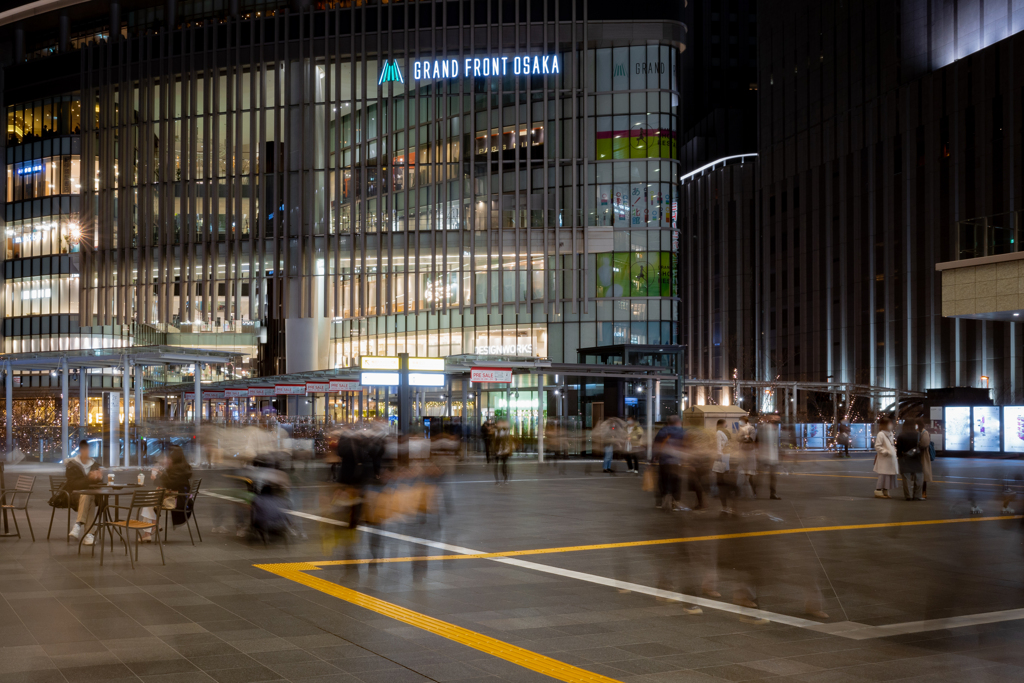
[410,55,560,81]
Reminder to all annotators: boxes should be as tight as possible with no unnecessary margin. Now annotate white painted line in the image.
[200,490,1024,638]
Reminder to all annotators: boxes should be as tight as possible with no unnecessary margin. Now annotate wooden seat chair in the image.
[97,488,166,568]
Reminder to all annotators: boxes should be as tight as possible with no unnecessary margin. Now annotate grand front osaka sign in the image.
[410,55,560,81]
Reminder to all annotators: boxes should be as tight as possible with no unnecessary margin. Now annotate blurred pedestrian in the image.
[494,419,512,485]
[482,417,497,463]
[873,417,898,498]
[837,421,851,457]
[896,421,924,501]
[713,419,736,513]
[917,418,933,499]
[681,427,714,510]
[653,415,684,510]
[625,418,643,474]
[753,416,782,500]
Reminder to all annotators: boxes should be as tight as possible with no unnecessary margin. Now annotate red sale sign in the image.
[471,367,513,383]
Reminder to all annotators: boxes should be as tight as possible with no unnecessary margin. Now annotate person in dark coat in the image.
[653,416,684,510]
[141,446,193,541]
[896,421,924,501]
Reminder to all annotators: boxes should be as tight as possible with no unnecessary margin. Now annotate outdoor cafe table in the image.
[74,485,159,553]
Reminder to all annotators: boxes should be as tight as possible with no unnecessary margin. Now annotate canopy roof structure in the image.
[0,345,238,371]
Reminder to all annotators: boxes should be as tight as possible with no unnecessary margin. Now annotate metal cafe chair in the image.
[47,475,73,541]
[163,478,203,546]
[0,475,37,541]
[97,488,166,568]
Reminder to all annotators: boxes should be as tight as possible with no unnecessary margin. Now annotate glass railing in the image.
[957,211,1023,260]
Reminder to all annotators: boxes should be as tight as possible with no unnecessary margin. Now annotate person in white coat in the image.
[873,417,899,498]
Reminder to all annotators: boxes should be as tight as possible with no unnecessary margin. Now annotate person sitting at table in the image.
[66,440,102,545]
[140,446,193,542]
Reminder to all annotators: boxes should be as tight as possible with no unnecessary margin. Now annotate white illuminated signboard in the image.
[361,356,400,370]
[225,389,249,398]
[944,407,971,451]
[329,380,361,392]
[275,384,306,395]
[973,406,1001,452]
[361,372,400,386]
[409,372,446,387]
[410,55,560,81]
[409,357,445,371]
[248,386,276,397]
[1004,407,1024,453]
[476,343,533,355]
[305,381,330,394]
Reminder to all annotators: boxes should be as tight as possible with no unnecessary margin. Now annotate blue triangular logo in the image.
[378,60,404,85]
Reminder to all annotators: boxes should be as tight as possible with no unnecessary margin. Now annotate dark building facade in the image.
[686,0,1024,411]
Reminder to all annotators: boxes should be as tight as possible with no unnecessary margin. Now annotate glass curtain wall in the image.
[76,3,680,365]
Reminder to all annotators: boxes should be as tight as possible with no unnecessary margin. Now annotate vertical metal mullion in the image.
[485,0,493,316]
[496,0,504,314]
[303,9,312,320]
[347,8,356,326]
[376,1,384,320]
[332,8,342,321]
[272,15,282,325]
[383,3,393,319]
[541,0,549,314]
[439,0,447,320]
[581,2,589,316]
[552,5,560,319]
[283,15,293,323]
[466,0,476,317]
[570,2,578,316]
[514,0,522,318]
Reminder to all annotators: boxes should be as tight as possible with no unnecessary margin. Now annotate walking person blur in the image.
[494,419,512,485]
[896,421,924,501]
[481,417,496,464]
[752,416,782,500]
[625,418,643,474]
[917,419,933,499]
[681,428,714,510]
[653,415,684,509]
[837,421,851,457]
[714,419,736,513]
[873,417,898,498]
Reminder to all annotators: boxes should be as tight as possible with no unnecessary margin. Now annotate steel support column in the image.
[61,357,69,460]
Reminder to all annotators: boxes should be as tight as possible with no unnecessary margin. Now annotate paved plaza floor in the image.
[2,454,1024,683]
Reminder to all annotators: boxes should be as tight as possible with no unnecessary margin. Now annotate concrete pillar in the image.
[61,358,69,460]
[655,380,662,422]
[109,3,121,39]
[5,361,13,457]
[537,374,545,463]
[194,365,202,426]
[109,392,119,467]
[58,13,70,53]
[165,0,177,31]
[13,24,24,63]
[646,378,654,462]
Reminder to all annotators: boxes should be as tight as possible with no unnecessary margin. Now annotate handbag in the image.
[642,466,657,492]
[928,442,936,461]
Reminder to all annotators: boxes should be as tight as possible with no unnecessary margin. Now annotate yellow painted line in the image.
[308,515,1022,566]
[255,562,624,683]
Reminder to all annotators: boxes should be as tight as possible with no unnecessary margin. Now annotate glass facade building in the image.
[2,0,686,416]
